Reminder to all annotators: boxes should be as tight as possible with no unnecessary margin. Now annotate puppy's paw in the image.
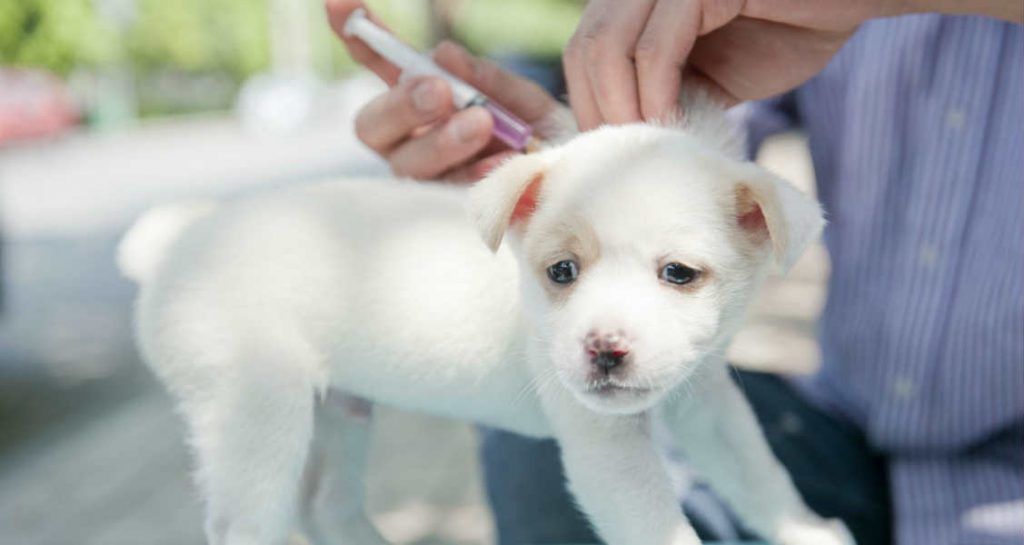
[776,515,856,545]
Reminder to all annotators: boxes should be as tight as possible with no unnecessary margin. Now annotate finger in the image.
[324,0,402,84]
[354,76,456,154]
[563,36,602,131]
[633,0,702,122]
[388,106,494,180]
[573,0,657,126]
[431,41,560,124]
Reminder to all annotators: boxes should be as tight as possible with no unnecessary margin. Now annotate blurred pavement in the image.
[0,76,826,545]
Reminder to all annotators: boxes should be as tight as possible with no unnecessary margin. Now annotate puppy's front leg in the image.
[657,364,855,545]
[541,388,701,545]
[299,394,390,545]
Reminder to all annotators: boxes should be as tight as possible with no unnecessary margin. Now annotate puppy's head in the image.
[468,123,823,415]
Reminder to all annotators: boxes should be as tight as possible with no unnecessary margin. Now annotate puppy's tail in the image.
[118,201,217,284]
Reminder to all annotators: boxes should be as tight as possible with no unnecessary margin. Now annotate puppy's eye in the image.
[660,262,700,286]
[546,260,579,285]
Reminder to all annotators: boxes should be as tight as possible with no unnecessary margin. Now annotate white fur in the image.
[120,103,852,545]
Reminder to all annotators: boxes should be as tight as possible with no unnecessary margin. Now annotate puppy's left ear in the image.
[466,149,560,252]
[732,164,825,272]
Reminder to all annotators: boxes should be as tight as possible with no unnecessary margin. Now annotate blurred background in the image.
[0,0,825,543]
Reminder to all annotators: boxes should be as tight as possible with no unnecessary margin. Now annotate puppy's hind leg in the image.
[298,393,391,545]
[187,343,319,545]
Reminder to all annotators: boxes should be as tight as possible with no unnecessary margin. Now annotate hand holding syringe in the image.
[326,2,560,180]
[344,9,541,152]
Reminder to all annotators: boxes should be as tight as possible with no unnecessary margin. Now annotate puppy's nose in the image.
[593,350,627,372]
[585,330,630,372]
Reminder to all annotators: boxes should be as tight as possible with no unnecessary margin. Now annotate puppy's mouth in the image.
[583,378,651,396]
[565,372,666,415]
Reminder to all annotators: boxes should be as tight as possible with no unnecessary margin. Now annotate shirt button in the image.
[892,377,916,400]
[919,244,939,268]
[946,108,966,129]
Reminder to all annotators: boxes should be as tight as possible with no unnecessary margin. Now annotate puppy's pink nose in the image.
[585,330,630,372]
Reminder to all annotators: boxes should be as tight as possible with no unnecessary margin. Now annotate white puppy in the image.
[119,102,854,545]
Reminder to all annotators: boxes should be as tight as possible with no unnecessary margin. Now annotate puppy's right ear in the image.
[466,149,560,252]
[732,164,825,272]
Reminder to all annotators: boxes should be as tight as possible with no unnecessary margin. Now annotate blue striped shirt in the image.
[745,15,1024,545]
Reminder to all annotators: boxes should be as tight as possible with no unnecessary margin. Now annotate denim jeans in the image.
[480,370,892,545]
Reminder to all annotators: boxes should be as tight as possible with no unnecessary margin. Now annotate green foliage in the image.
[0,0,119,74]
[1,0,584,79]
[0,0,268,78]
[454,0,582,58]
[0,0,584,118]
[128,0,269,79]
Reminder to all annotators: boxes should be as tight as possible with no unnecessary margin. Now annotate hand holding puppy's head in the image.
[467,123,823,414]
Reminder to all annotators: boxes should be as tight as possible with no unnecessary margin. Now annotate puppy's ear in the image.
[733,165,825,272]
[466,150,559,252]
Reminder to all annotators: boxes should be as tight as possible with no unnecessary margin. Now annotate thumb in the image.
[431,41,558,125]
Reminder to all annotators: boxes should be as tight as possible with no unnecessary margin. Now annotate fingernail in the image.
[412,79,442,112]
[451,109,487,144]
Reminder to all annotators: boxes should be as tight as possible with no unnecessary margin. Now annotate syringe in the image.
[343,8,540,152]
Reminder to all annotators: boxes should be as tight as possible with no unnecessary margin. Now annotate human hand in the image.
[564,0,895,130]
[325,0,561,181]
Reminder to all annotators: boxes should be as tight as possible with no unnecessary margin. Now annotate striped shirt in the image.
[744,15,1024,545]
